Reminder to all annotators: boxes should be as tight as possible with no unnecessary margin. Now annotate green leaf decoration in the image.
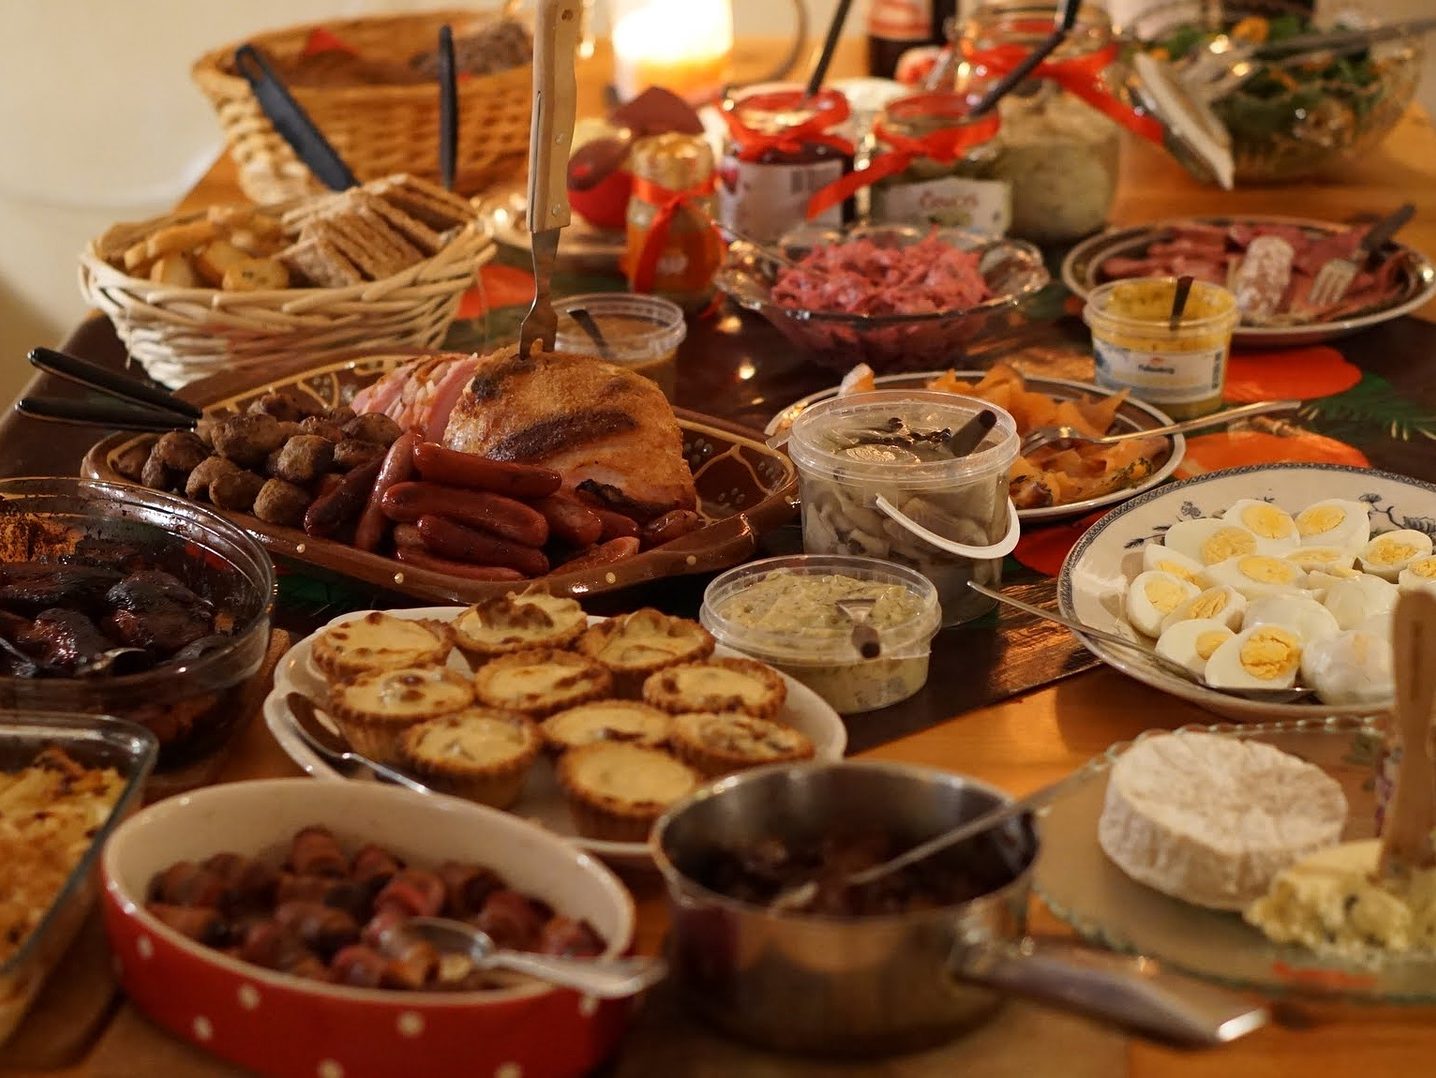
[1298,372,1436,443]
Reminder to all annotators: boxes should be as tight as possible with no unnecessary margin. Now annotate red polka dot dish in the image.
[101,779,636,1078]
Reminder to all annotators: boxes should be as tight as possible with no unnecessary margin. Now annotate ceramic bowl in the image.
[101,779,636,1078]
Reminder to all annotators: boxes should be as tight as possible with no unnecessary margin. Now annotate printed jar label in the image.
[1092,339,1229,405]
[717,156,845,245]
[871,176,1012,236]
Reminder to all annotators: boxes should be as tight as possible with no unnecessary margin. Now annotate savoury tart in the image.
[641,658,787,720]
[313,612,453,681]
[576,608,715,694]
[472,648,613,717]
[451,593,587,659]
[398,708,540,808]
[669,712,814,777]
[541,701,673,755]
[557,742,700,842]
[328,665,474,762]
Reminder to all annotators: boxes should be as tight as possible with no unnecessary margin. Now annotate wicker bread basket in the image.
[192,9,532,203]
[79,205,494,388]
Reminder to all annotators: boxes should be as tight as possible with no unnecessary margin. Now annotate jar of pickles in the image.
[868,90,1010,235]
[718,84,856,245]
[958,1,1123,244]
[625,133,723,313]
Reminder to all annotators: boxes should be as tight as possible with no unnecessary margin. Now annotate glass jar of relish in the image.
[869,91,1010,236]
[718,85,856,245]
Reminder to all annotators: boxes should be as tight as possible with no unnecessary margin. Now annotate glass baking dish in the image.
[0,714,157,1046]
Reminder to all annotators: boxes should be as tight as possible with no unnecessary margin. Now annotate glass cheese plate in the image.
[1034,716,1436,1002]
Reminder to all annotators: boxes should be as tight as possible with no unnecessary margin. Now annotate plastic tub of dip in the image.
[553,293,687,400]
[1083,277,1239,420]
[787,391,1021,625]
[701,555,941,714]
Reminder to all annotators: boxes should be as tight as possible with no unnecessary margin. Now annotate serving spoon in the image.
[404,916,667,998]
[286,692,435,795]
[1018,398,1300,456]
[967,583,1313,704]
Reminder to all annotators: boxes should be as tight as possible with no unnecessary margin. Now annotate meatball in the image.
[298,416,346,443]
[139,451,174,491]
[325,406,357,426]
[253,479,311,527]
[184,456,239,501]
[113,440,152,482]
[209,468,266,512]
[266,435,334,484]
[211,414,288,467]
[248,392,320,423]
[342,414,402,447]
[150,430,210,473]
[332,439,385,471]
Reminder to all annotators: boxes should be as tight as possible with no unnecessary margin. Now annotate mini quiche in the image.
[541,701,673,754]
[328,665,474,762]
[669,712,814,777]
[313,612,453,681]
[398,708,540,808]
[642,658,787,721]
[557,742,700,842]
[451,593,588,660]
[472,648,613,717]
[576,609,715,695]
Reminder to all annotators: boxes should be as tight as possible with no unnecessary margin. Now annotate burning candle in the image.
[612,0,733,105]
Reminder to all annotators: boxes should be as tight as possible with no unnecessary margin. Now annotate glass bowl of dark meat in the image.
[713,223,1049,375]
[0,478,275,769]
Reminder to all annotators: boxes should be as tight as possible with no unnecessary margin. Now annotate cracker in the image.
[193,240,250,287]
[278,234,362,288]
[342,189,444,255]
[145,219,217,259]
[222,257,290,291]
[149,254,199,287]
[367,173,475,231]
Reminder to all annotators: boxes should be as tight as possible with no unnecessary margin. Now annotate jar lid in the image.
[882,90,1002,141]
[725,86,851,135]
[1127,52,1234,190]
[699,555,941,664]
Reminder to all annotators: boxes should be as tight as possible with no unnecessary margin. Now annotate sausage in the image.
[415,515,550,576]
[381,482,548,547]
[640,509,702,549]
[392,547,527,583]
[592,507,640,541]
[303,458,382,538]
[352,844,403,885]
[1231,235,1295,321]
[273,900,360,957]
[288,825,347,877]
[437,861,506,919]
[354,432,418,552]
[537,916,605,958]
[474,889,546,952]
[146,902,228,946]
[373,868,447,918]
[533,494,603,547]
[391,523,424,549]
[331,944,389,989]
[555,536,641,574]
[150,862,227,908]
[412,442,561,498]
[238,920,330,980]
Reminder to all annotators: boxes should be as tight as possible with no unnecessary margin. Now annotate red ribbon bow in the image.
[806,111,1001,220]
[963,37,1166,144]
[720,91,856,164]
[627,174,723,295]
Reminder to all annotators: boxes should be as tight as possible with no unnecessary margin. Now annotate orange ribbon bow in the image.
[627,174,723,296]
[720,90,856,164]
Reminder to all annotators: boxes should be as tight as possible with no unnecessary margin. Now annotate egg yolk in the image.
[1368,537,1421,565]
[1200,528,1258,565]
[1237,555,1297,584]
[1195,631,1228,660]
[1188,589,1230,619]
[1409,557,1436,579]
[1154,559,1199,582]
[1144,577,1189,613]
[1296,505,1345,538]
[1240,504,1294,540]
[1240,627,1301,680]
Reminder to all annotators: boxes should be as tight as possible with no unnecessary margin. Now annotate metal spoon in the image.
[569,307,614,360]
[835,598,880,659]
[404,916,667,998]
[967,583,1313,703]
[715,222,811,274]
[286,692,435,795]
[1018,398,1300,456]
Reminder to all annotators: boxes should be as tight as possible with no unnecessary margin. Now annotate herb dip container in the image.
[700,555,941,713]
[553,293,688,400]
[786,391,1021,625]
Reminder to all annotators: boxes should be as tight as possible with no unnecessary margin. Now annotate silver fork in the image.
[1019,399,1299,456]
[1306,203,1414,310]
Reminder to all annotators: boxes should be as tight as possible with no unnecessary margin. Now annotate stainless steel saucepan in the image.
[651,761,1267,1057]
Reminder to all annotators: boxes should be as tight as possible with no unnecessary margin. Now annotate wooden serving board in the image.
[81,353,797,607]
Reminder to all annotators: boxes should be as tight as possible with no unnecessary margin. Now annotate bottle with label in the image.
[867,0,958,80]
[868,91,1011,236]
[717,86,856,246]
[625,133,722,313]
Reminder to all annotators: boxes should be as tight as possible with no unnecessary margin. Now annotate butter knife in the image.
[519,0,583,357]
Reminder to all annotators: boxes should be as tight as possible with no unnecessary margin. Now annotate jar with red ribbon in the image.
[625,132,723,313]
[867,91,1010,235]
[718,85,856,245]
[959,1,1127,244]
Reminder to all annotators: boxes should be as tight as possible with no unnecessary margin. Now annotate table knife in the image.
[519,0,583,357]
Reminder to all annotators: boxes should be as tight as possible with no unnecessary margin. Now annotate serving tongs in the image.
[16,347,201,432]
[234,44,357,191]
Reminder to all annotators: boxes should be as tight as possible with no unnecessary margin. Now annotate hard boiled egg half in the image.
[1155,618,1234,678]
[1204,624,1303,690]
[1300,629,1393,706]
[1125,571,1200,637]
[1294,499,1371,550]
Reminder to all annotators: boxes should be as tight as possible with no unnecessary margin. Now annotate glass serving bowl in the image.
[1124,0,1422,183]
[0,478,276,770]
[713,223,1049,374]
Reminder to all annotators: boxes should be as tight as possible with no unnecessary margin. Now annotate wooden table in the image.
[5,37,1436,1078]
